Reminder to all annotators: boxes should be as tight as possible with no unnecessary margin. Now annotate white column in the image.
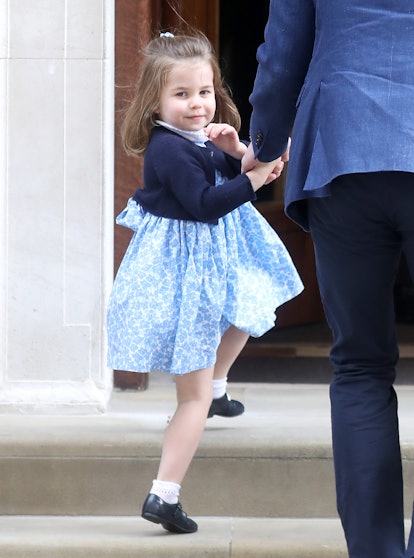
[0,0,114,413]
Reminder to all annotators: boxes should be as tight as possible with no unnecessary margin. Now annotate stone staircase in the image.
[1,370,414,557]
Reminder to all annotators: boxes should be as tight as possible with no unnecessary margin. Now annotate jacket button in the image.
[255,130,263,148]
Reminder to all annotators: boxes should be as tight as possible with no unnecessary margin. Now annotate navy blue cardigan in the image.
[133,127,256,225]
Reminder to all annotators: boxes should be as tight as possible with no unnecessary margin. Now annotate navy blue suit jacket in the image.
[249,0,414,230]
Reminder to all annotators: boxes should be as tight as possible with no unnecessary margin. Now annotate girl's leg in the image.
[147,327,249,492]
[151,327,249,486]
[157,365,214,484]
[142,366,214,533]
[213,325,250,380]
[208,325,250,418]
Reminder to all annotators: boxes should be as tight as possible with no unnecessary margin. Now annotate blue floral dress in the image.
[107,132,303,375]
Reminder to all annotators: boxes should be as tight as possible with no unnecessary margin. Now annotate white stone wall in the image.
[0,0,114,413]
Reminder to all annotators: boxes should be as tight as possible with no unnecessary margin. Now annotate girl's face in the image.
[156,60,216,131]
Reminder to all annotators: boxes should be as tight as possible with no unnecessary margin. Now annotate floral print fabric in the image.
[107,177,303,375]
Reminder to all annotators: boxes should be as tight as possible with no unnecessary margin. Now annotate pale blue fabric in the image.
[107,173,303,375]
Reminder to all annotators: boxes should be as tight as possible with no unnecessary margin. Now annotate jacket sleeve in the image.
[249,0,316,162]
[151,139,257,222]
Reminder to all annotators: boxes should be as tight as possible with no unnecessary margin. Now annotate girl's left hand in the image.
[204,123,246,159]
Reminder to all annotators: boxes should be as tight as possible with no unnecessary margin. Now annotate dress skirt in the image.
[107,197,303,375]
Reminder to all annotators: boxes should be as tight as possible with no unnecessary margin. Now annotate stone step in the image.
[1,379,414,519]
[0,515,349,557]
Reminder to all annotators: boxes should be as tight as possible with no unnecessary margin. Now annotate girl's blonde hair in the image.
[121,30,241,157]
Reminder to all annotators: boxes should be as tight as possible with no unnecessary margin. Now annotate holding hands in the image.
[241,140,290,191]
[205,123,288,192]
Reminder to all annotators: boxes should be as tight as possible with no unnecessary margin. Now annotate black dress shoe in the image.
[207,393,245,418]
[141,493,198,534]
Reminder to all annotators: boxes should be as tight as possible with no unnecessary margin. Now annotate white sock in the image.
[150,479,180,505]
[212,377,227,400]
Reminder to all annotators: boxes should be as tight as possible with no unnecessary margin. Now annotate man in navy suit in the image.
[242,2,414,557]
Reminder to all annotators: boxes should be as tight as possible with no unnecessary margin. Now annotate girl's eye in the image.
[176,91,186,97]
[200,90,212,96]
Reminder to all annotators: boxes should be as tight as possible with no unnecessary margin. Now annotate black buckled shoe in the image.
[207,393,245,418]
[141,493,198,534]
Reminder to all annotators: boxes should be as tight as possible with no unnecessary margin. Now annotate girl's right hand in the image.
[205,123,246,159]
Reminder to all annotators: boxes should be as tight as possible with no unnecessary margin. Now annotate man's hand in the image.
[242,143,286,185]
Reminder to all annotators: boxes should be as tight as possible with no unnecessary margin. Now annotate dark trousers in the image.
[308,172,414,558]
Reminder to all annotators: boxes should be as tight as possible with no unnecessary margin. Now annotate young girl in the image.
[107,30,303,534]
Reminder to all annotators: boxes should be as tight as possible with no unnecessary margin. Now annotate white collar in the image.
[155,120,208,145]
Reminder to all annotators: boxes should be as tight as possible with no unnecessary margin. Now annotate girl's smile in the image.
[156,60,216,131]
